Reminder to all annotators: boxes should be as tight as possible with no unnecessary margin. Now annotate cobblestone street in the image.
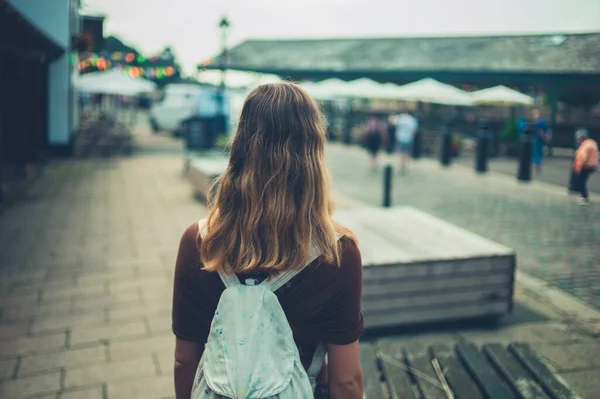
[327,143,600,309]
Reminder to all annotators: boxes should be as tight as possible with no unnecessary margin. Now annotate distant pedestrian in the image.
[530,108,552,176]
[361,113,387,171]
[572,129,598,205]
[393,108,418,174]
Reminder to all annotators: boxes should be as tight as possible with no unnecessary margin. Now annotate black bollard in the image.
[412,128,422,159]
[475,120,489,174]
[343,104,354,145]
[383,164,393,207]
[517,126,533,182]
[440,123,453,167]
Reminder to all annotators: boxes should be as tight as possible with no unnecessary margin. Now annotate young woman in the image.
[172,83,364,399]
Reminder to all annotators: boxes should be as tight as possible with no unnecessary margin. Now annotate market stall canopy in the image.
[196,70,281,90]
[470,85,535,105]
[393,78,474,106]
[76,69,156,95]
[300,78,349,100]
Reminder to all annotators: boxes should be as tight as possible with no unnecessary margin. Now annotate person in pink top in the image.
[573,129,599,205]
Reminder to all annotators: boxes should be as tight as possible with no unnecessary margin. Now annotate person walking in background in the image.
[531,108,552,176]
[172,83,364,399]
[361,113,387,171]
[573,129,598,205]
[394,107,418,174]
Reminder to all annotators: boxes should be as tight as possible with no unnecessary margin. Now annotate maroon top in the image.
[171,222,365,369]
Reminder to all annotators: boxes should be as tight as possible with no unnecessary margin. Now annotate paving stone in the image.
[532,341,600,372]
[0,331,66,356]
[59,386,104,399]
[560,368,600,399]
[0,370,61,398]
[0,358,17,380]
[0,321,30,339]
[107,374,174,399]
[30,312,106,334]
[64,355,157,389]
[19,345,107,375]
[70,319,147,346]
[109,334,174,361]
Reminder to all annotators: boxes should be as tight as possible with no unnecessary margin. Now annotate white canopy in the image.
[196,70,281,90]
[470,85,534,105]
[392,78,474,106]
[300,78,349,100]
[76,69,156,95]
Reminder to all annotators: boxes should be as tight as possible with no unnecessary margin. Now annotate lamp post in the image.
[213,16,230,140]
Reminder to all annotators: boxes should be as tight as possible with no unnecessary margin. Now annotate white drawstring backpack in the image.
[191,222,330,398]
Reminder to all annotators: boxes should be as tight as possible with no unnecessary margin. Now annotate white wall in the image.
[8,0,79,146]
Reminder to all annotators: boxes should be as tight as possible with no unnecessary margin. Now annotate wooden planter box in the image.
[188,157,228,202]
[334,207,516,330]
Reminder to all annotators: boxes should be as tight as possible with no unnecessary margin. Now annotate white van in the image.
[149,84,232,137]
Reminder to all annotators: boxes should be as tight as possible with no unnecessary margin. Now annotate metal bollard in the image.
[475,120,489,174]
[382,164,393,207]
[517,128,533,182]
[440,123,453,167]
[412,129,422,159]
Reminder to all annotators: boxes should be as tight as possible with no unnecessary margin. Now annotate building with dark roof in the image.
[200,32,600,105]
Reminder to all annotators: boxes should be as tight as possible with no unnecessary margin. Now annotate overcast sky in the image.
[85,0,600,74]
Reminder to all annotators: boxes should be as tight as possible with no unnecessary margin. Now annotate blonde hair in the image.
[199,82,354,274]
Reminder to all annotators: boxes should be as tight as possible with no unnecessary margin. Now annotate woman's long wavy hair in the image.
[199,82,354,274]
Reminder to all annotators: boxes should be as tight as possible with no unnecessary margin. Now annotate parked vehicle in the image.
[149,84,231,137]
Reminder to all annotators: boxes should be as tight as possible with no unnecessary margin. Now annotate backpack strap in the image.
[263,234,342,292]
[262,246,322,292]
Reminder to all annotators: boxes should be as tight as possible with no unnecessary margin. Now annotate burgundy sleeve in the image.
[172,222,212,343]
[315,238,365,345]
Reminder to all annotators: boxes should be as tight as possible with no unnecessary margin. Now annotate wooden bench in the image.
[334,207,516,330]
[360,340,582,399]
[187,156,229,202]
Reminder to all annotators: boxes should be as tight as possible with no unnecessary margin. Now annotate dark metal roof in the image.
[202,32,600,76]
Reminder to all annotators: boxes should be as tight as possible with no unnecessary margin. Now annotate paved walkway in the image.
[1,128,600,398]
[327,144,600,309]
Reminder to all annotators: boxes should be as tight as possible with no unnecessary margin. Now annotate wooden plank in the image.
[376,344,418,399]
[359,343,386,399]
[388,207,514,255]
[430,344,484,399]
[455,343,516,399]
[509,343,582,399]
[363,287,510,313]
[362,211,478,260]
[403,346,447,399]
[363,272,512,297]
[367,301,509,329]
[360,207,512,259]
[361,257,514,280]
[483,343,550,399]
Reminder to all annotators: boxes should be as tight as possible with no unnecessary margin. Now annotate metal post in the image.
[412,123,422,159]
[343,101,353,145]
[440,122,452,167]
[475,119,489,174]
[383,164,393,207]
[517,125,533,182]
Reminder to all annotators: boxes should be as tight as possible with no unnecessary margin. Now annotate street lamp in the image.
[218,16,230,91]
[217,16,230,137]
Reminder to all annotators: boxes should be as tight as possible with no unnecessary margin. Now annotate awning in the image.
[0,0,64,62]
